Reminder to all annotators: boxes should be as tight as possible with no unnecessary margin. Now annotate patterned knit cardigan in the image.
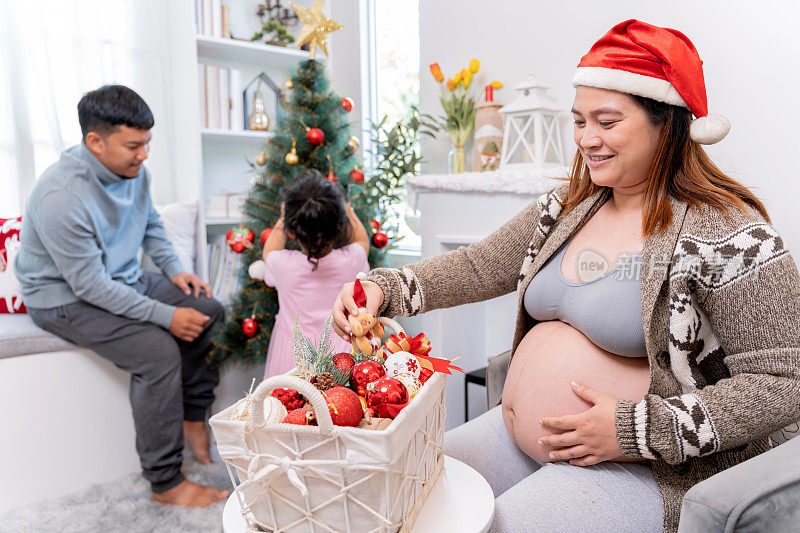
[366,183,800,532]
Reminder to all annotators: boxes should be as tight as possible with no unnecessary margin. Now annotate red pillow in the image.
[0,216,26,313]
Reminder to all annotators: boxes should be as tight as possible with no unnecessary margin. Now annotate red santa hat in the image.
[572,19,730,144]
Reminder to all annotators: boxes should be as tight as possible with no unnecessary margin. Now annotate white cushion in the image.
[0,314,75,359]
[141,202,198,275]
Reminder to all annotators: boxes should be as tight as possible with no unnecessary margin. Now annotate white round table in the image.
[222,455,495,533]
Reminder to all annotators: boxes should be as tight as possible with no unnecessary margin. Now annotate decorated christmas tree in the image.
[209,56,399,367]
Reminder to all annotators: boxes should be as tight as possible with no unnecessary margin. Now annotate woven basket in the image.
[210,317,447,532]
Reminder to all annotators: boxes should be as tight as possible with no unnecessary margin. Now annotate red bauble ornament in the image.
[327,170,338,182]
[271,388,305,411]
[366,377,409,419]
[350,359,386,397]
[226,226,255,253]
[419,367,434,384]
[322,386,363,427]
[306,127,324,145]
[283,407,317,425]
[260,228,272,244]
[348,168,364,184]
[369,219,381,231]
[341,97,354,112]
[332,352,355,376]
[371,232,388,249]
[242,317,258,337]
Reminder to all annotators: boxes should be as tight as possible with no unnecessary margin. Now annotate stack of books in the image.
[198,66,244,131]
[207,243,244,305]
[195,0,226,38]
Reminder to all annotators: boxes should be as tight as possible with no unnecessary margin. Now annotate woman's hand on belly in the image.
[538,382,622,466]
[501,320,649,463]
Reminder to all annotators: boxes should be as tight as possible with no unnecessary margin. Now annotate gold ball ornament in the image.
[348,135,360,153]
[255,152,267,166]
[285,139,299,165]
[284,79,294,91]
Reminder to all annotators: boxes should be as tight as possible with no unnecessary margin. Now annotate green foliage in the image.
[290,314,332,378]
[251,19,295,44]
[210,60,398,368]
[359,106,438,254]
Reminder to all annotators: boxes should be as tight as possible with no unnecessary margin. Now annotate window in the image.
[361,0,421,252]
[0,0,175,215]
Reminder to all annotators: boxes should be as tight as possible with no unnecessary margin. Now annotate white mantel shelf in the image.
[406,166,567,196]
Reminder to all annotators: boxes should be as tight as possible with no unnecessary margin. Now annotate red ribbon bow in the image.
[385,332,464,375]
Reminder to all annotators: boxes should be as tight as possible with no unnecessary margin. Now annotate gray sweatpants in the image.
[444,406,663,532]
[28,272,224,492]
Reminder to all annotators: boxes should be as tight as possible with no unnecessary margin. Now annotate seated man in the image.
[15,84,228,508]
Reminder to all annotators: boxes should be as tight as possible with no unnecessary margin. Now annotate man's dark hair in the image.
[280,170,349,271]
[77,84,154,140]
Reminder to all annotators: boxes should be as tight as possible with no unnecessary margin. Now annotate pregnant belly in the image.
[502,320,650,462]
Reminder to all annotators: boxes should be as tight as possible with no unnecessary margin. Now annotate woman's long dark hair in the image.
[562,94,769,235]
[280,170,349,270]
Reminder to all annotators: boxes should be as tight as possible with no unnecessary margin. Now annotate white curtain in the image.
[0,0,178,215]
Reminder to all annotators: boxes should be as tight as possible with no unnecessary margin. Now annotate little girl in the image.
[262,170,371,378]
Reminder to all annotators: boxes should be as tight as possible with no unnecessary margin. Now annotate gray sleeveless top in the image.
[523,237,647,357]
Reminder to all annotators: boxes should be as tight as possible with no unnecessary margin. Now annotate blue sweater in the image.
[15,144,184,329]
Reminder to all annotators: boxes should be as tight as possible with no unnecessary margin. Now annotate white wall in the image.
[420,1,800,256]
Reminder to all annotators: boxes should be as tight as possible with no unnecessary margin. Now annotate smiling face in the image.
[572,86,663,191]
[85,125,151,178]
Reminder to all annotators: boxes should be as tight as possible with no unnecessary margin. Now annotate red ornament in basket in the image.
[350,359,386,396]
[226,226,255,253]
[347,274,385,357]
[323,386,363,427]
[271,387,306,411]
[366,377,409,419]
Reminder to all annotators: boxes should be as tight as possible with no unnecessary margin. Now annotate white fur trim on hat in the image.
[573,67,688,109]
[690,114,730,144]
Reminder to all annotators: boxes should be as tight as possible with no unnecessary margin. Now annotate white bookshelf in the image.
[200,128,274,142]
[205,216,245,226]
[192,22,304,282]
[183,0,357,285]
[196,35,312,69]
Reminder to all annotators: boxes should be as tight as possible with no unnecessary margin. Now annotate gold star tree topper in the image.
[291,0,343,60]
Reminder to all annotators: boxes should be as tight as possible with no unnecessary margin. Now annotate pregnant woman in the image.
[332,19,800,533]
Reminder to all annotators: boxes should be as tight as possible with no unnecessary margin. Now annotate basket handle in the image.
[251,375,335,435]
[376,316,404,337]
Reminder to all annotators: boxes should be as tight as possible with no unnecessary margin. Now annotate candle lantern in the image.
[498,73,566,169]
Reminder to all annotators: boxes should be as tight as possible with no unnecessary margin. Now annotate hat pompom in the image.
[690,114,730,145]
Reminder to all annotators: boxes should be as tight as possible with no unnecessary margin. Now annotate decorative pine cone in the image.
[313,372,336,391]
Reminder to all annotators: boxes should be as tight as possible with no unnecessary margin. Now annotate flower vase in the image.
[448,143,467,174]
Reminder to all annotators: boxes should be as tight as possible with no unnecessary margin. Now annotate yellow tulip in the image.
[429,63,444,83]
[453,71,463,84]
[469,59,480,73]
[490,80,503,89]
[463,70,473,88]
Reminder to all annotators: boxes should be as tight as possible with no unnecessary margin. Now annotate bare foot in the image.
[184,420,214,465]
[152,479,229,508]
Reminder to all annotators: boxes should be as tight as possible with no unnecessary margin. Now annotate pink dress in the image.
[263,243,370,378]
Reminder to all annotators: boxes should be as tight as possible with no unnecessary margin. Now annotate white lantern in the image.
[499,73,566,169]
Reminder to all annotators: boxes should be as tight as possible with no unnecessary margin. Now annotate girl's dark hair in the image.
[281,170,348,270]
